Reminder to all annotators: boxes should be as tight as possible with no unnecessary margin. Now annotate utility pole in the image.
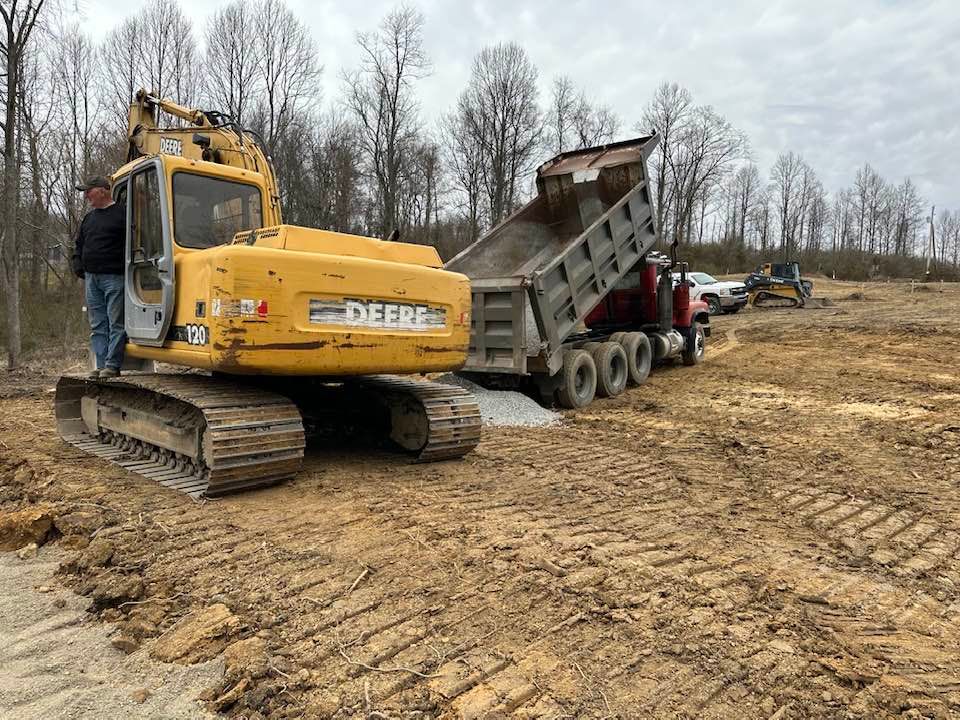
[924,205,935,281]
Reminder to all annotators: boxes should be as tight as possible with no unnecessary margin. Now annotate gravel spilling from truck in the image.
[437,374,561,427]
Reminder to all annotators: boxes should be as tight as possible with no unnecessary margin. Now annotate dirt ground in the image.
[1,278,959,719]
[0,548,221,719]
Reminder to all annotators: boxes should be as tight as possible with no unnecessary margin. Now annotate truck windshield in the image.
[172,172,263,249]
[690,272,718,285]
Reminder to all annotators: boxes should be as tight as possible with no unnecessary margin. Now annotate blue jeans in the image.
[85,273,126,370]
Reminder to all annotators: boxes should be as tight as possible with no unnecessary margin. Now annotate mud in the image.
[1,278,959,719]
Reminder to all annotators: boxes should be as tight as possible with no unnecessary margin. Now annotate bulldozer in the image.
[54,90,481,498]
[744,261,816,308]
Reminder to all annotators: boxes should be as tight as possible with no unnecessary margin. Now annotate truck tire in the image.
[704,295,722,316]
[622,332,651,385]
[608,332,628,345]
[682,322,706,366]
[591,342,628,397]
[557,349,597,409]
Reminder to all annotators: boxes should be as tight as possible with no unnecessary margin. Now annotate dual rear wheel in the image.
[556,332,653,409]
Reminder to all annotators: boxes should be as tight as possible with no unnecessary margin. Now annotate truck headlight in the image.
[718,288,731,296]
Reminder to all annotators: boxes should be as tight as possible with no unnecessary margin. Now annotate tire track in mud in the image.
[4,281,960,717]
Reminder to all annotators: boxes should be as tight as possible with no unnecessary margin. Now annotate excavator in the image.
[55,90,481,498]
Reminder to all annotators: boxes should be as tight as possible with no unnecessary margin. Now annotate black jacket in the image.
[72,202,126,277]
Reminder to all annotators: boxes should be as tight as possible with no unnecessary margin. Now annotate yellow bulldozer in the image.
[743,261,823,308]
[55,91,481,497]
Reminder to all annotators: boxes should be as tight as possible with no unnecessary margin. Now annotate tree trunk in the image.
[2,46,23,368]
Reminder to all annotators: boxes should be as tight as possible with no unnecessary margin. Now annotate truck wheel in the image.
[608,332,628,345]
[622,332,651,385]
[591,342,628,397]
[704,295,722,315]
[557,349,597,409]
[682,322,706,366]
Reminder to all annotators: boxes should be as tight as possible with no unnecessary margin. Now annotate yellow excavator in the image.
[55,90,481,497]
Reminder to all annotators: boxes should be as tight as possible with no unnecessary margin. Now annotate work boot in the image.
[99,367,120,379]
[88,369,101,379]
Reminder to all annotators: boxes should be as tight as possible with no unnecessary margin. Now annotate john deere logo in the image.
[309,298,445,331]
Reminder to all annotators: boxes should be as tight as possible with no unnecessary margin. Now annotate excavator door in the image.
[123,159,175,346]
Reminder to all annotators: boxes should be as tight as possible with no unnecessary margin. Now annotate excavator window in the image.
[130,167,164,303]
[172,172,263,249]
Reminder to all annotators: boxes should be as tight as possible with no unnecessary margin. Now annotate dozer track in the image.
[55,373,481,498]
[751,290,803,308]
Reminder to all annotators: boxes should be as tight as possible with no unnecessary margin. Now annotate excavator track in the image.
[55,374,305,498]
[54,373,481,499]
[358,376,482,462]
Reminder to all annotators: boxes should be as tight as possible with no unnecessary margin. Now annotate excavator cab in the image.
[117,152,274,348]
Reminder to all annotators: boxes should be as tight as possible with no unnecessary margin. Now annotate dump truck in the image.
[445,136,710,409]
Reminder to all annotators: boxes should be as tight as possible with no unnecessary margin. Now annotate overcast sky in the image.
[78,0,959,211]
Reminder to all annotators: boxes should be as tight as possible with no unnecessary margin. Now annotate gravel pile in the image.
[437,374,561,428]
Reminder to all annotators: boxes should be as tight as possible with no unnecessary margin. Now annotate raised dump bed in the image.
[447,135,711,408]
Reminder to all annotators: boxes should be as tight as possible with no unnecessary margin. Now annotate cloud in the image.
[80,0,958,208]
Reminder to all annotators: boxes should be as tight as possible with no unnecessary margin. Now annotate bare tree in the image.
[725,163,761,243]
[52,26,102,237]
[440,108,483,244]
[344,4,429,237]
[547,75,576,153]
[203,0,260,125]
[456,42,542,226]
[138,0,196,108]
[1,0,46,368]
[769,151,804,257]
[640,82,692,240]
[548,74,620,153]
[750,188,772,252]
[100,15,141,130]
[253,0,321,149]
[666,104,746,246]
[938,209,960,269]
[891,178,924,256]
[571,97,619,149]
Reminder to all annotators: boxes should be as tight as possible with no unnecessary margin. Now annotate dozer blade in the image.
[55,374,305,498]
[359,376,482,462]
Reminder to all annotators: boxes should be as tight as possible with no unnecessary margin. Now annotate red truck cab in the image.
[585,256,711,340]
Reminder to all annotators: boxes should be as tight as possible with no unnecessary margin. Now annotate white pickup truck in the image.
[673,272,749,315]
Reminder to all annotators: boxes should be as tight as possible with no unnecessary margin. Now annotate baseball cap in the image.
[75,175,111,191]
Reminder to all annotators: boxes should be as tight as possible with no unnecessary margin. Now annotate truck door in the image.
[124,159,175,346]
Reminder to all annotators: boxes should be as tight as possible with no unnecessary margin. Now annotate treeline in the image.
[0,0,956,366]
[642,83,957,280]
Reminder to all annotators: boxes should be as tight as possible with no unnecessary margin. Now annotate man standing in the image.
[71,175,126,378]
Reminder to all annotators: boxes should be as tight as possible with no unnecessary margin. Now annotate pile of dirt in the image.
[0,506,55,551]
[151,604,242,665]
